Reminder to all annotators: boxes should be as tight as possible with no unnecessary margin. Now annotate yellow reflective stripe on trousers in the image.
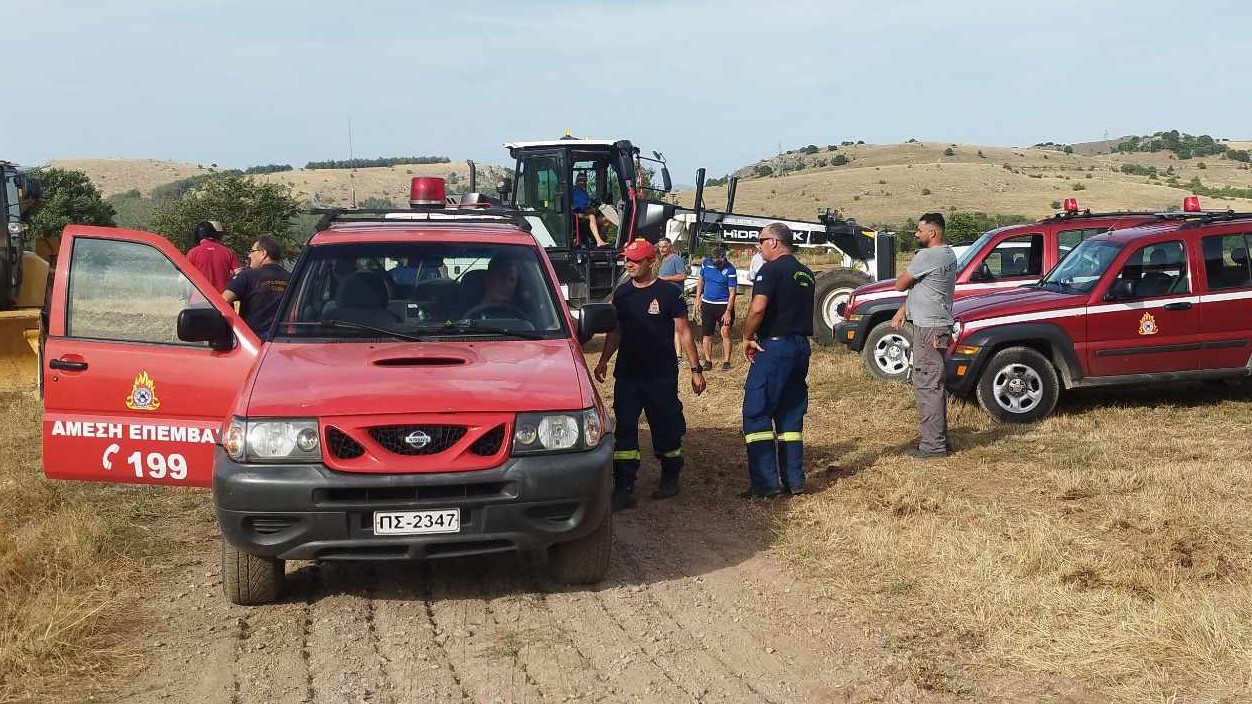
[613,450,641,460]
[744,431,776,444]
[659,448,683,458]
[778,432,803,442]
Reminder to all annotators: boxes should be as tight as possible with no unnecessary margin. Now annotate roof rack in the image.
[1174,210,1252,228]
[310,207,532,234]
[1044,209,1161,221]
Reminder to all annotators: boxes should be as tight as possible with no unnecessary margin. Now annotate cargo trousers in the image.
[910,324,951,454]
[742,334,810,494]
[612,375,686,489]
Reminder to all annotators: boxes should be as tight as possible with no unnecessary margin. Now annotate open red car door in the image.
[43,226,261,487]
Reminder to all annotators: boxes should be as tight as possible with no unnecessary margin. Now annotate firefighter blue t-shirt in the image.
[699,258,737,304]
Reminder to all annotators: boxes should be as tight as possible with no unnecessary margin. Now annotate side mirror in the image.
[577,303,616,339]
[970,264,993,282]
[660,166,672,192]
[178,307,234,351]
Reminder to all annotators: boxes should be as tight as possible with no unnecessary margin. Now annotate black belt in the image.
[764,334,805,341]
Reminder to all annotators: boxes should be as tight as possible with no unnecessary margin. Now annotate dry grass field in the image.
[5,333,1252,701]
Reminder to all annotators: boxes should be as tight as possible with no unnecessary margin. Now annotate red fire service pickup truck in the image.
[41,179,618,604]
[946,198,1252,422]
[834,201,1160,381]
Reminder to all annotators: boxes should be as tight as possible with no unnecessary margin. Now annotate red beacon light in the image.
[1183,196,1202,212]
[1062,198,1079,213]
[409,177,446,208]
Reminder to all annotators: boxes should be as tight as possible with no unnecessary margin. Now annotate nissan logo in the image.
[403,430,432,449]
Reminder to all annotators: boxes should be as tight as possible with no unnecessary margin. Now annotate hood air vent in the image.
[373,357,467,367]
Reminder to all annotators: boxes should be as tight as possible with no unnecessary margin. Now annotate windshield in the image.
[1038,238,1123,293]
[955,229,998,270]
[274,241,568,340]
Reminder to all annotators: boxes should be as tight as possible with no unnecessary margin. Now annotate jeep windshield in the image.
[273,241,569,340]
[1037,238,1123,294]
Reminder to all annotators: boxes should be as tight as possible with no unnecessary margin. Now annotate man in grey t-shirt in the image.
[890,213,958,458]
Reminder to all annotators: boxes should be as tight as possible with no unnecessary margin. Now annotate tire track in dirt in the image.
[230,566,314,704]
[370,562,469,704]
[304,563,396,704]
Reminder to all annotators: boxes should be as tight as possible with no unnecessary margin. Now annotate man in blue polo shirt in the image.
[572,172,608,248]
[696,245,738,371]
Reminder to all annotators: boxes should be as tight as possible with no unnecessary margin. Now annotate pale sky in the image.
[4,0,1250,184]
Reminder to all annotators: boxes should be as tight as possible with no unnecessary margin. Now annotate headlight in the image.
[513,409,603,455]
[223,417,321,463]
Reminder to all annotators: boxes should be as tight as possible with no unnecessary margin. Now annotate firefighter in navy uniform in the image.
[594,239,706,511]
[740,223,816,498]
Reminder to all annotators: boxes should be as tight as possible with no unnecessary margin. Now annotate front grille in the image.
[370,425,466,456]
[326,426,365,459]
[469,424,506,456]
[314,482,511,506]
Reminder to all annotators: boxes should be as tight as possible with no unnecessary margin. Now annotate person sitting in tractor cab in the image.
[572,172,610,249]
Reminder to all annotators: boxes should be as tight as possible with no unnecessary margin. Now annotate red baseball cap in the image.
[622,239,656,262]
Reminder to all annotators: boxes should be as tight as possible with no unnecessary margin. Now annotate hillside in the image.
[55,136,1252,230]
[677,140,1252,227]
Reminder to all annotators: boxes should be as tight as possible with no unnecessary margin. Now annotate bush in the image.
[1121,163,1158,178]
[243,164,294,175]
[27,168,116,240]
[1071,183,1086,191]
[827,145,838,152]
[802,145,820,155]
[1063,145,1074,154]
[943,147,955,157]
[753,164,774,177]
[906,138,918,143]
[1051,200,1063,209]
[945,211,1031,244]
[150,174,303,254]
[832,154,850,166]
[1197,162,1207,170]
[977,150,985,158]
[921,188,932,195]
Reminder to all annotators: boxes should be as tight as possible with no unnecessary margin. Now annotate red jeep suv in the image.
[835,202,1160,380]
[946,204,1252,422]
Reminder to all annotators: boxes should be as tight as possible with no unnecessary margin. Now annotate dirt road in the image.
[114,426,947,704]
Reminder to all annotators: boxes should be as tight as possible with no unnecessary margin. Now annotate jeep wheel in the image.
[975,346,1059,423]
[221,537,284,605]
[549,509,612,585]
[862,322,912,381]
[813,269,872,346]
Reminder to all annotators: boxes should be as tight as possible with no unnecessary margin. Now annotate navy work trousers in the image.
[612,374,686,489]
[742,334,810,493]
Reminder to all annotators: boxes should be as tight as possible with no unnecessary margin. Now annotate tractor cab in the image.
[503,138,676,307]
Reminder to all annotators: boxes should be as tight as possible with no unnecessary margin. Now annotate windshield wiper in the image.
[414,322,545,340]
[284,320,428,342]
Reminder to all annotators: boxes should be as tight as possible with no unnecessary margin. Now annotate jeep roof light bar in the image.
[310,207,532,233]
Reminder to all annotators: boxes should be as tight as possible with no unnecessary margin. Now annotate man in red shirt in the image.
[187,220,241,292]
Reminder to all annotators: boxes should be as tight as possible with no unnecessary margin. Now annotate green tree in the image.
[150,175,303,255]
[27,167,116,240]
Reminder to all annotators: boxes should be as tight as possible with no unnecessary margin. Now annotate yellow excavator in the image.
[0,161,46,391]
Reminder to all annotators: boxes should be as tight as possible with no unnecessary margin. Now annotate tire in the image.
[221,537,284,605]
[975,346,1059,423]
[813,268,872,346]
[548,509,612,585]
[862,321,912,381]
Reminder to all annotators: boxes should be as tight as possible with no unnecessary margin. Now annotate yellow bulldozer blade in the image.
[0,309,40,392]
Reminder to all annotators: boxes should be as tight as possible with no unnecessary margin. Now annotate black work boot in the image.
[611,485,638,511]
[651,472,681,500]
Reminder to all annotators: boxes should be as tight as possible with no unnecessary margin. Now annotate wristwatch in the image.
[690,367,704,374]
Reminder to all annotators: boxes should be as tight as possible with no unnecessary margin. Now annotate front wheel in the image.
[813,269,872,346]
[221,538,284,605]
[549,509,612,585]
[975,346,1059,423]
[862,321,912,381]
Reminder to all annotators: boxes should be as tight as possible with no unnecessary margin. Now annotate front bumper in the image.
[835,314,874,351]
[944,346,989,397]
[214,440,613,561]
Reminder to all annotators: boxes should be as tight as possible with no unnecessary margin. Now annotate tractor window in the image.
[1201,233,1252,290]
[514,154,568,248]
[66,238,211,346]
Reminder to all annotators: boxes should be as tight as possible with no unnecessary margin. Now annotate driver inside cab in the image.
[481,256,519,307]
